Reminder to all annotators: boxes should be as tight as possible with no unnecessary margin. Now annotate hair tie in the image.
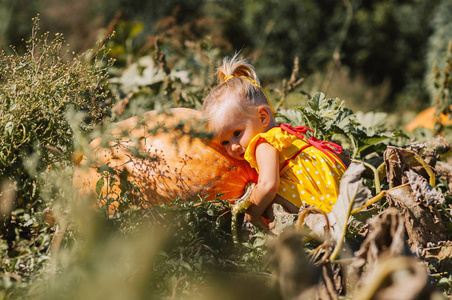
[224,74,234,82]
[223,75,275,116]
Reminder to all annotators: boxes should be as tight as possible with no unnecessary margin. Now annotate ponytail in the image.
[217,53,260,85]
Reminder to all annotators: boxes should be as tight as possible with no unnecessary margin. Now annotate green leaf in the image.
[355,111,388,129]
[307,92,324,111]
[357,136,392,153]
[96,177,105,196]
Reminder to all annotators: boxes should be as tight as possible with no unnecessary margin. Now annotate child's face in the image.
[214,106,266,161]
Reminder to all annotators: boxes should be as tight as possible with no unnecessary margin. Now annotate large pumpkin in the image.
[73,108,258,208]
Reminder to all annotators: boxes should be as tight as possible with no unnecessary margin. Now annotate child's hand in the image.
[245,204,270,231]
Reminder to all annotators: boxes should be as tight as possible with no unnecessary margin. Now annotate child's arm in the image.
[245,141,280,229]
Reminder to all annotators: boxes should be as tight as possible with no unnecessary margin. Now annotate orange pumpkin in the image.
[73,108,258,210]
[405,105,452,132]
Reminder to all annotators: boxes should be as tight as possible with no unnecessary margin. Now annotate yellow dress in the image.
[244,126,346,213]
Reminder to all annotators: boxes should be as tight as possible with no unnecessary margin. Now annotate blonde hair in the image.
[202,54,274,134]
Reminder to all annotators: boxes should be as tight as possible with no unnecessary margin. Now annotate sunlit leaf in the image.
[96,177,105,196]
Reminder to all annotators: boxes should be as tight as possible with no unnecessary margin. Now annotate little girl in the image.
[202,55,346,230]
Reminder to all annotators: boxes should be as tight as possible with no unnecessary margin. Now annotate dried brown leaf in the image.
[406,169,445,206]
[328,163,372,260]
[350,207,441,299]
[422,241,452,274]
[384,146,436,188]
[407,135,452,168]
[298,208,329,240]
[351,207,411,272]
[424,241,452,261]
[268,203,298,236]
[386,177,446,249]
[353,255,440,300]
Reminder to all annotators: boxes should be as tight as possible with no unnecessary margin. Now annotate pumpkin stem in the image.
[231,182,256,244]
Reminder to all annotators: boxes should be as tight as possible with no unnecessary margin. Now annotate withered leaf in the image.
[424,241,452,261]
[407,135,452,168]
[384,146,435,188]
[386,180,446,250]
[328,163,372,243]
[353,255,440,300]
[269,203,298,236]
[406,169,445,206]
[352,207,411,272]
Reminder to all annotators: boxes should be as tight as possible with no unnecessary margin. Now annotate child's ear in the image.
[257,106,271,127]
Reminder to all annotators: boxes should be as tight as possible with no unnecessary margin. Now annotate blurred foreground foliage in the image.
[1,12,452,300]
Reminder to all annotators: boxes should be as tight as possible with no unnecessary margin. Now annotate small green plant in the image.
[0,15,113,209]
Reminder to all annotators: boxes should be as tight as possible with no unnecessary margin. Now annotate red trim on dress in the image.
[278,124,347,172]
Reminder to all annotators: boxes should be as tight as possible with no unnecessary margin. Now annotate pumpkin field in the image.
[1,1,452,299]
